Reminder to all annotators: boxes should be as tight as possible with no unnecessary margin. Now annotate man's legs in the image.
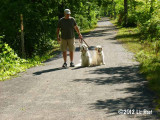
[61,39,67,67]
[63,51,67,63]
[63,51,74,67]
[62,51,67,67]
[69,51,73,62]
[69,51,74,67]
[68,38,75,67]
[61,38,75,67]
[62,51,74,65]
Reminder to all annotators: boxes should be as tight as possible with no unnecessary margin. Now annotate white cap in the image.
[64,9,71,14]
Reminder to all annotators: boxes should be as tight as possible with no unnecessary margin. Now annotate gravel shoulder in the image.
[0,17,159,120]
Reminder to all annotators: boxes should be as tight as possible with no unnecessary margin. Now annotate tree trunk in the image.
[111,0,114,18]
[114,2,116,19]
[124,0,128,26]
[20,14,26,58]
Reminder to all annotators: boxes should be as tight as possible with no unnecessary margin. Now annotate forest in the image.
[0,0,160,105]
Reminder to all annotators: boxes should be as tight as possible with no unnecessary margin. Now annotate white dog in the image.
[80,44,91,67]
[91,45,105,66]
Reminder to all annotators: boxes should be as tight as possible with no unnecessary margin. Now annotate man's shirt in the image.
[57,17,77,39]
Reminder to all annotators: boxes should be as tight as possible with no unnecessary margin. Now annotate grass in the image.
[81,24,98,34]
[111,18,160,111]
[111,19,142,53]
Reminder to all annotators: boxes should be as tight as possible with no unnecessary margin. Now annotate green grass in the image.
[111,19,160,110]
[74,24,98,38]
[111,19,142,53]
[81,24,98,34]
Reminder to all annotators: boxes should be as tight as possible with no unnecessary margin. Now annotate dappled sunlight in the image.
[73,65,159,119]
[73,65,144,85]
[89,83,158,119]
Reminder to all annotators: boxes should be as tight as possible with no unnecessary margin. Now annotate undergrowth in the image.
[0,36,60,81]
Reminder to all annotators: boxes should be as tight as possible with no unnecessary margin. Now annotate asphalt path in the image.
[0,18,159,120]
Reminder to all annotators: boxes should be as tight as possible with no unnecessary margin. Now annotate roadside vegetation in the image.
[0,35,60,80]
[107,0,160,110]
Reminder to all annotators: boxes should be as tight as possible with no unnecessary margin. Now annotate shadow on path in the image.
[73,66,143,85]
[33,67,63,75]
[83,28,115,38]
[73,65,159,119]
[89,83,159,120]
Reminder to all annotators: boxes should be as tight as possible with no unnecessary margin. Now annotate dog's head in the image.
[95,45,103,54]
[80,44,88,53]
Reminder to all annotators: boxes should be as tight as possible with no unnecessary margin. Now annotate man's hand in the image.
[79,34,83,43]
[79,34,83,39]
[74,25,83,43]
[57,28,61,44]
[57,37,61,44]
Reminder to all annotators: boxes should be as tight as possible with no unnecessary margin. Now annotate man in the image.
[57,9,83,68]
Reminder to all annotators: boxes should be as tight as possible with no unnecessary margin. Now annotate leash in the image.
[79,38,90,48]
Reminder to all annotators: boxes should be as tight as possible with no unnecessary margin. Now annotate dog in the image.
[91,45,105,66]
[80,44,91,67]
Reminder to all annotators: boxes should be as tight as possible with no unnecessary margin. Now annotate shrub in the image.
[0,37,29,80]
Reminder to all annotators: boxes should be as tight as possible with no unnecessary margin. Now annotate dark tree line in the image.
[1,0,159,58]
[0,0,101,58]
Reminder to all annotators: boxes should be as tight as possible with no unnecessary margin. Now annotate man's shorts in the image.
[60,38,75,52]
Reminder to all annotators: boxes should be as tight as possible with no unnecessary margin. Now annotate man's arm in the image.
[74,25,83,41]
[57,28,61,43]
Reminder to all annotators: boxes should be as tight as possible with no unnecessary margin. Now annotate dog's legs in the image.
[102,58,105,65]
[81,60,84,67]
[89,58,92,67]
[102,54,105,65]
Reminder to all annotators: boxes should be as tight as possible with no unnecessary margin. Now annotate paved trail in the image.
[0,18,159,120]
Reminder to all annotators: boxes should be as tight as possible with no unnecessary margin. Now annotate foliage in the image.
[0,0,100,58]
[0,0,58,57]
[136,50,160,98]
[74,1,100,30]
[138,5,160,41]
[0,0,101,81]
[0,36,59,81]
[0,36,28,80]
[101,0,160,29]
[104,0,160,90]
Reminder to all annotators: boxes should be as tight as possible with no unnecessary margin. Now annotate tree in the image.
[124,0,128,26]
